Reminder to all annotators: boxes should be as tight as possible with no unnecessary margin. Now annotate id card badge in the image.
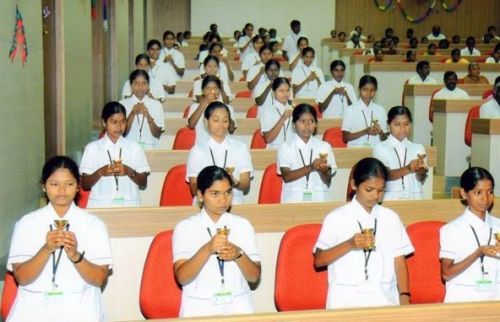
[43,287,64,305]
[302,189,313,202]
[112,193,125,206]
[475,278,493,292]
[357,280,376,294]
[213,289,233,305]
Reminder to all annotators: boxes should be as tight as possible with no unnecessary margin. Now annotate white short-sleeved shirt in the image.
[290,52,318,71]
[121,77,166,101]
[241,51,260,72]
[149,61,177,89]
[173,209,260,317]
[247,64,285,97]
[282,32,306,58]
[277,135,337,203]
[373,135,426,200]
[260,98,294,149]
[314,196,414,309]
[187,102,237,145]
[342,99,388,147]
[6,203,112,322]
[427,33,446,40]
[485,57,499,64]
[407,75,438,85]
[316,79,357,117]
[198,48,229,65]
[460,48,481,56]
[79,134,150,208]
[440,209,500,303]
[291,64,325,98]
[192,78,233,102]
[186,136,254,204]
[238,36,254,61]
[120,95,165,148]
[199,62,230,84]
[158,47,186,79]
[480,98,500,118]
[254,78,272,108]
[433,87,471,100]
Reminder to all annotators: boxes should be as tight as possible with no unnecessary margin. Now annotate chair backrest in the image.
[235,90,252,98]
[275,224,327,311]
[428,88,440,123]
[172,127,196,150]
[464,105,481,147]
[76,188,90,208]
[322,127,346,148]
[159,164,193,206]
[246,105,258,118]
[482,89,493,99]
[139,230,182,319]
[258,163,282,204]
[250,129,267,149]
[406,221,446,304]
[1,272,18,321]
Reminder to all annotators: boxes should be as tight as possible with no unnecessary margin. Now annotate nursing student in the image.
[6,156,112,322]
[159,30,185,79]
[373,106,427,200]
[316,60,357,117]
[260,77,295,149]
[238,23,255,62]
[121,53,166,101]
[440,167,500,302]
[277,104,336,203]
[199,42,234,82]
[241,35,265,79]
[193,55,233,104]
[146,39,177,95]
[291,47,325,98]
[173,166,261,317]
[187,102,253,205]
[80,101,150,208]
[246,45,274,92]
[288,36,311,72]
[254,59,281,116]
[314,157,414,308]
[342,75,388,147]
[120,70,165,149]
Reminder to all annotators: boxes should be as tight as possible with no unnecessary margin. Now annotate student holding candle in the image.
[80,101,150,208]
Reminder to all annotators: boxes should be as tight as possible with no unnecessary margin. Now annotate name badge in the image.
[213,289,233,305]
[43,288,64,305]
[357,280,376,294]
[302,190,313,202]
[113,194,125,206]
[475,278,493,292]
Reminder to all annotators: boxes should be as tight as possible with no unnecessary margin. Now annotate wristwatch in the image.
[235,249,244,261]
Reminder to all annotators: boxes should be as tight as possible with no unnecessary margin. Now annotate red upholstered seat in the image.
[76,188,91,208]
[235,90,252,98]
[250,129,267,149]
[464,105,480,147]
[322,127,346,148]
[172,127,196,150]
[1,272,18,321]
[482,89,493,99]
[246,105,258,118]
[258,163,282,204]
[159,164,192,206]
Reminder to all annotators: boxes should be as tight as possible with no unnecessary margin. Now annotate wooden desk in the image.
[403,84,490,145]
[433,99,485,176]
[471,118,500,196]
[174,80,248,94]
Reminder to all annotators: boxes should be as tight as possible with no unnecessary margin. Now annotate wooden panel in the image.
[472,119,500,135]
[433,99,485,114]
[403,84,491,96]
[366,63,500,73]
[152,0,190,41]
[351,55,490,65]
[335,0,500,41]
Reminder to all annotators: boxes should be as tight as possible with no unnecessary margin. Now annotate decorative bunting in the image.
[8,5,28,65]
[396,0,437,23]
[374,0,394,11]
[440,0,462,12]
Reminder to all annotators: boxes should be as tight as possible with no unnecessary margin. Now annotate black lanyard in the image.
[393,147,408,190]
[361,110,374,141]
[50,223,70,287]
[357,219,378,280]
[299,149,313,189]
[206,228,225,285]
[209,148,228,169]
[470,225,492,277]
[274,106,291,141]
[136,113,146,140]
[301,66,310,89]
[107,148,121,191]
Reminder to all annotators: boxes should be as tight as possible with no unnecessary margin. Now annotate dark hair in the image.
[101,101,126,121]
[451,48,460,56]
[204,101,231,120]
[492,43,500,54]
[265,59,280,71]
[129,69,149,84]
[494,76,500,86]
[297,36,309,47]
[358,75,378,90]
[41,156,81,203]
[201,74,222,90]
[252,35,264,44]
[292,103,318,124]
[163,30,175,40]
[416,60,430,71]
[330,60,346,71]
[203,54,220,67]
[208,32,221,43]
[135,53,150,66]
[444,70,457,81]
[259,44,273,56]
[387,105,412,124]
[272,77,291,91]
[406,50,414,60]
[301,46,315,57]
[352,157,388,187]
[244,23,254,30]
[208,42,222,53]
[466,36,475,44]
[146,39,161,50]
[290,20,300,28]
[197,166,234,195]
[428,43,437,49]
[468,62,479,71]
[338,32,347,37]
[460,167,495,192]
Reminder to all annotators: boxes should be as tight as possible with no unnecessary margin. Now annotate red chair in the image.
[246,105,258,118]
[172,127,196,150]
[457,78,465,84]
[77,188,91,208]
[464,105,480,147]
[159,164,192,206]
[235,90,252,98]
[182,105,190,118]
[275,224,327,311]
[428,88,440,123]
[139,230,182,319]
[482,89,493,99]
[406,221,446,304]
[322,127,346,148]
[1,272,18,321]
[250,129,267,149]
[258,163,282,204]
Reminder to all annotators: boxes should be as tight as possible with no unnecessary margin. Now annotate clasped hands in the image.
[45,229,79,261]
[207,233,241,262]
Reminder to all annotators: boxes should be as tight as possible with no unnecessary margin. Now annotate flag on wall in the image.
[8,5,28,65]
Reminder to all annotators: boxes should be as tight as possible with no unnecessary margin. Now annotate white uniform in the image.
[316,79,357,117]
[6,203,112,322]
[485,57,499,64]
[192,78,233,102]
[373,135,426,200]
[186,103,237,145]
[198,48,229,65]
[173,209,260,317]
[291,64,325,98]
[480,98,500,118]
[440,208,500,303]
[427,32,446,40]
[238,36,254,61]
[199,62,231,84]
[290,52,318,71]
[342,99,388,147]
[460,48,481,56]
[158,47,186,80]
[433,87,471,100]
[80,134,150,208]
[282,32,306,58]
[314,196,414,309]
[186,136,254,204]
[241,51,260,72]
[149,61,177,90]
[120,95,165,149]
[407,75,437,85]
[121,77,166,101]
[277,135,336,203]
[247,63,285,97]
[260,98,294,149]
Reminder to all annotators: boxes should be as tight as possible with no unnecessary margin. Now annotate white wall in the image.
[191,0,335,57]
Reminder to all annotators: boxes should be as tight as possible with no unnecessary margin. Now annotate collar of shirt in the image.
[463,207,493,229]
[199,208,231,229]
[352,195,379,219]
[273,98,288,111]
[101,133,124,150]
[358,98,374,111]
[208,136,229,149]
[387,134,408,149]
[294,134,314,149]
[331,79,345,87]
[48,202,77,222]
[163,47,174,55]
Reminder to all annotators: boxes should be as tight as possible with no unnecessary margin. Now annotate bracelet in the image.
[71,251,85,264]
[399,292,411,297]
